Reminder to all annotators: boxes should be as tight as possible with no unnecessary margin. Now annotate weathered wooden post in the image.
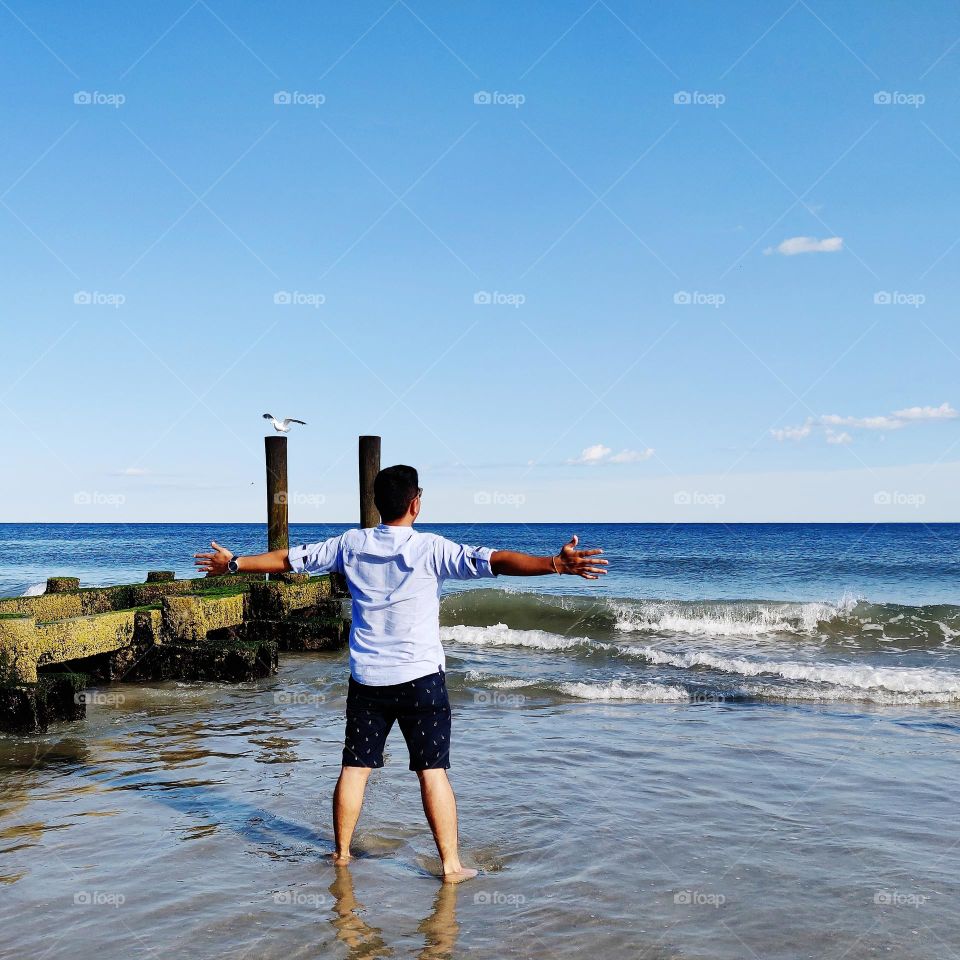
[359,435,381,528]
[265,436,289,551]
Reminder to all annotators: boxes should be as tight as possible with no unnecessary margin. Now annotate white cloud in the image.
[771,423,813,442]
[821,413,903,431]
[892,402,957,422]
[568,444,654,465]
[609,448,655,463]
[568,443,612,465]
[773,402,956,446]
[117,467,149,476]
[765,236,843,256]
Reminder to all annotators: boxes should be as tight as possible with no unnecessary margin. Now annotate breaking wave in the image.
[441,588,960,649]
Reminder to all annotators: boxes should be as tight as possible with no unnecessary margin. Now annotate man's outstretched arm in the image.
[491,535,608,581]
[193,541,291,576]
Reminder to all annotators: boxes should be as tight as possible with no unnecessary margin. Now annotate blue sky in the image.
[2,0,960,521]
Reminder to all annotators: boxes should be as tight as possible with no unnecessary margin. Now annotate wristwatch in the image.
[227,555,241,574]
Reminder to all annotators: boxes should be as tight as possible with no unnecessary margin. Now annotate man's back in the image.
[288,525,496,684]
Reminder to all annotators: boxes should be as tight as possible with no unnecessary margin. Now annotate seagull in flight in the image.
[263,413,307,433]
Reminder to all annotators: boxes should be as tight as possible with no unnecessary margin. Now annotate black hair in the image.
[373,464,419,522]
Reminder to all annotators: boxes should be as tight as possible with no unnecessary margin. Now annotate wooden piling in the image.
[265,436,289,551]
[359,435,381,528]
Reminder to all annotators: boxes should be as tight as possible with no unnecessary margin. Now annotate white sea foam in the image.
[556,679,690,702]
[462,670,689,702]
[627,645,960,695]
[442,623,590,652]
[21,582,46,597]
[443,622,960,698]
[740,682,960,705]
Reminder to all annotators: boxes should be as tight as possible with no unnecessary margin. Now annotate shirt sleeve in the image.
[432,537,497,581]
[288,536,344,575]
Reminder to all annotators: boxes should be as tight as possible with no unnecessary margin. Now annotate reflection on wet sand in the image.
[329,864,460,960]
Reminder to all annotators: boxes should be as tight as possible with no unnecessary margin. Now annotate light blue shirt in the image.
[288,524,497,685]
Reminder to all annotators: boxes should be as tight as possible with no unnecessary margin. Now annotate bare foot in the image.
[330,852,352,866]
[442,866,478,884]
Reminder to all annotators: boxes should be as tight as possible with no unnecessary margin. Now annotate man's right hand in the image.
[193,541,233,577]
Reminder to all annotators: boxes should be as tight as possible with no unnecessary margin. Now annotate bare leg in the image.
[416,769,477,883]
[332,765,372,863]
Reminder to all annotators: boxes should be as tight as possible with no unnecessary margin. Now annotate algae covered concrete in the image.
[0,570,350,733]
[0,673,86,733]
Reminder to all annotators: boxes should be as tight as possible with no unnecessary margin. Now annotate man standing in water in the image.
[194,465,607,882]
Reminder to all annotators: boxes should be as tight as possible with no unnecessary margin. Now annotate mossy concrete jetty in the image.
[0,570,350,733]
[0,433,384,735]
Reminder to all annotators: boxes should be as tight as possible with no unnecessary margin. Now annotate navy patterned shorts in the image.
[343,670,452,771]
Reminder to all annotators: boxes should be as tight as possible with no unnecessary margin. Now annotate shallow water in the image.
[3,654,959,959]
[2,524,960,957]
